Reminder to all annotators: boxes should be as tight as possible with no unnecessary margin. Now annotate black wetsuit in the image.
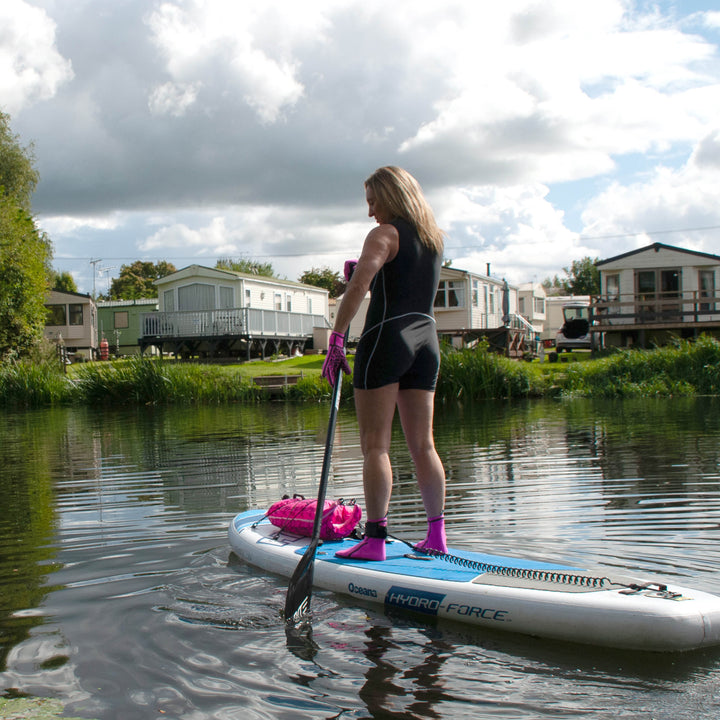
[353,218,442,391]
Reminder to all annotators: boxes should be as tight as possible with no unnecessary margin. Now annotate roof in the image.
[597,242,720,267]
[97,298,159,307]
[154,264,328,293]
[47,289,93,301]
[440,265,516,287]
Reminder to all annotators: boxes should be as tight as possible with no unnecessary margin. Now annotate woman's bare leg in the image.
[334,383,399,560]
[396,389,445,517]
[353,383,400,520]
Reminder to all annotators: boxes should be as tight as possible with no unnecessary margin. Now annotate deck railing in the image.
[590,290,720,327]
[140,308,329,339]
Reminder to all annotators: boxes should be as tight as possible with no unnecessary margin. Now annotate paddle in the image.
[284,353,345,623]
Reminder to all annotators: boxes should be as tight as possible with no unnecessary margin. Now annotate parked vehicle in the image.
[555,302,598,352]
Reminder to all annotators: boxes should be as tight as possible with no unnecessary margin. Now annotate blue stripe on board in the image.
[231,511,585,584]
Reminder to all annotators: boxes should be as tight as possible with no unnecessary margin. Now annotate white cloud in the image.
[41,213,123,236]
[0,0,73,113]
[148,81,199,117]
[398,0,718,185]
[579,140,720,260]
[145,0,321,123]
[703,11,720,29]
[433,184,581,284]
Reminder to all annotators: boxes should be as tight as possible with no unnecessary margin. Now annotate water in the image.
[1,398,720,719]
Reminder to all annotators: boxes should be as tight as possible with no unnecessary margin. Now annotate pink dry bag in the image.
[267,495,362,540]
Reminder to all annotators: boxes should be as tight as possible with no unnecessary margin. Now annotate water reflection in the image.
[1,399,720,718]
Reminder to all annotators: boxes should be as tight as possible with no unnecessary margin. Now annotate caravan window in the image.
[114,311,129,329]
[606,274,620,301]
[700,270,715,313]
[45,305,66,326]
[434,281,465,308]
[219,286,234,309]
[69,304,84,326]
[178,283,215,311]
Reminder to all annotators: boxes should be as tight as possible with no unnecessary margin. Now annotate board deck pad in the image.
[313,537,592,586]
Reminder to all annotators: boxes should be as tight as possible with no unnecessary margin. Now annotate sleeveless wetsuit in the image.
[353,218,442,391]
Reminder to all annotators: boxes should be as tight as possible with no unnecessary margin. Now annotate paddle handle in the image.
[309,357,343,539]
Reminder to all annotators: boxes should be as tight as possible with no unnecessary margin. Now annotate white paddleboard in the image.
[229,509,720,652]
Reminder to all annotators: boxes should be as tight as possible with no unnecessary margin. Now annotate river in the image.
[1,398,720,719]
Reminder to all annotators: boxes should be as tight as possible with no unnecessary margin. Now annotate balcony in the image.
[139,308,330,359]
[590,290,720,346]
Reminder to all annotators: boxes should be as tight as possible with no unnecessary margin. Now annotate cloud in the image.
[148,81,199,117]
[579,137,720,259]
[432,183,582,283]
[146,0,315,123]
[692,127,720,169]
[4,0,719,294]
[0,0,73,114]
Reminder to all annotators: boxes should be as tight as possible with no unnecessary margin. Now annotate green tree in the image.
[107,261,176,300]
[51,270,78,293]
[215,257,275,277]
[0,112,39,210]
[562,257,600,295]
[0,113,52,360]
[299,266,344,298]
[542,275,565,296]
[0,193,52,359]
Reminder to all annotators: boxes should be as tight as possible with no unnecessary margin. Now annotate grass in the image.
[3,336,720,407]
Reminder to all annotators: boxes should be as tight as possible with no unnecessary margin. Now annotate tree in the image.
[106,261,176,300]
[299,266,345,298]
[51,270,78,294]
[543,257,601,296]
[542,275,565,296]
[0,193,52,359]
[0,112,39,211]
[0,113,51,360]
[562,257,600,295]
[216,257,275,277]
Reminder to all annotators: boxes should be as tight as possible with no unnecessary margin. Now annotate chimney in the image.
[486,263,491,277]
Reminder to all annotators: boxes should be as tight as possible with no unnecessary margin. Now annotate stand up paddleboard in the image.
[229,509,720,652]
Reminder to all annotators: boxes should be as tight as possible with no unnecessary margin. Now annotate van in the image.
[555,302,599,352]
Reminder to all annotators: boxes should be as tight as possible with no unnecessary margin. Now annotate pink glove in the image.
[344,260,358,282]
[321,331,351,387]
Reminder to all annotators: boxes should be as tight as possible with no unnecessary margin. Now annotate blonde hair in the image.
[365,166,444,253]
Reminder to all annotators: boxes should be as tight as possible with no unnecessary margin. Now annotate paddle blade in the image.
[284,538,319,623]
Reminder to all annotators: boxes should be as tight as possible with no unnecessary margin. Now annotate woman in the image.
[322,166,447,561]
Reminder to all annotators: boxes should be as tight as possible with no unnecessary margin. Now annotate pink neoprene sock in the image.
[335,518,387,561]
[414,514,447,554]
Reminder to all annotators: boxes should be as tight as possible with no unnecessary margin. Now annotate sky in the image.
[3,0,720,295]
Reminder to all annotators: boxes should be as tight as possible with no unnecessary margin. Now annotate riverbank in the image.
[2,335,719,408]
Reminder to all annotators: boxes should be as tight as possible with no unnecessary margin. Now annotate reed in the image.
[72,356,262,405]
[0,359,72,407]
[435,343,546,401]
[562,335,720,397]
[3,337,720,407]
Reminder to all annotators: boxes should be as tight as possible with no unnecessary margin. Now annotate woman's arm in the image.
[333,223,399,333]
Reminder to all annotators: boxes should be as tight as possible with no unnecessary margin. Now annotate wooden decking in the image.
[590,291,720,347]
[138,307,329,360]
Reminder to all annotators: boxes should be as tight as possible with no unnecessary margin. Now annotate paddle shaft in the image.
[284,346,345,622]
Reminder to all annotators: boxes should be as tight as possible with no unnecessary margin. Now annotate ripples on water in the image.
[1,399,720,718]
